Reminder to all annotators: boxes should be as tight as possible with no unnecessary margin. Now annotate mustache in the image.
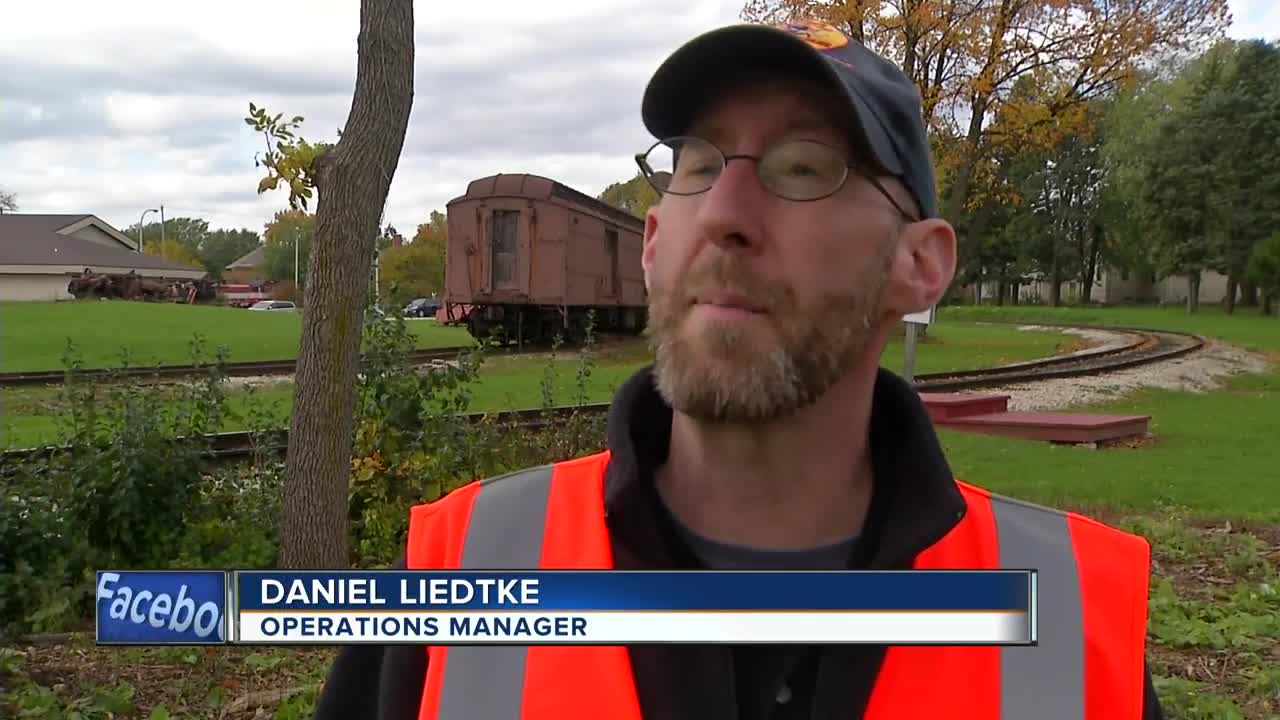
[668,256,791,308]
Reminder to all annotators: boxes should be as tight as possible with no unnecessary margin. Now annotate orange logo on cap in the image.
[776,19,849,51]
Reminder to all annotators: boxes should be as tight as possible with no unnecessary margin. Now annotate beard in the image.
[644,237,896,424]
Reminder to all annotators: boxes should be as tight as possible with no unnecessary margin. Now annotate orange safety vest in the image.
[407,450,1151,720]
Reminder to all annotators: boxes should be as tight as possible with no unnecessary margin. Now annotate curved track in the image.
[2,325,1205,464]
[912,324,1204,392]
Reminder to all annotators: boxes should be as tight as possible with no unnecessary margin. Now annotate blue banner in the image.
[235,570,1031,612]
[96,571,228,644]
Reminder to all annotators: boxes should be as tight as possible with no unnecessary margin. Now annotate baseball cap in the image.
[640,19,938,219]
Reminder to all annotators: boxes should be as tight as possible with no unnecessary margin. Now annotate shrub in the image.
[0,303,617,634]
[346,304,608,566]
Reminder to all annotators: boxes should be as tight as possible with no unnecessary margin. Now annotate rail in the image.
[1,326,1205,465]
[0,347,479,387]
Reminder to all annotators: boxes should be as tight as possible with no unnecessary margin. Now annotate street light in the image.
[138,208,158,253]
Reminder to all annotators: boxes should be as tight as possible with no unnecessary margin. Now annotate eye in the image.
[783,162,821,177]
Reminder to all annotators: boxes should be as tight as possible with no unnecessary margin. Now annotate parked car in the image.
[403,297,440,318]
[248,300,296,311]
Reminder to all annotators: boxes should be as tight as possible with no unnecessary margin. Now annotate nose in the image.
[691,156,769,254]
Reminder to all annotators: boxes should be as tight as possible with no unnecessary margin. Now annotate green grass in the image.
[0,321,1077,449]
[464,321,1076,411]
[938,303,1280,354]
[938,371,1280,521]
[920,305,1280,715]
[0,300,474,372]
[3,304,1278,718]
[930,303,1280,520]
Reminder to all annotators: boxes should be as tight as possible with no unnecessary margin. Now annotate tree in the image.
[262,210,316,288]
[0,188,17,213]
[1100,39,1280,313]
[247,0,415,570]
[598,172,660,219]
[132,217,211,260]
[741,0,1231,226]
[199,229,262,280]
[378,225,446,305]
[378,224,406,251]
[1199,40,1280,312]
[1246,233,1280,315]
[142,237,203,269]
[377,212,447,305]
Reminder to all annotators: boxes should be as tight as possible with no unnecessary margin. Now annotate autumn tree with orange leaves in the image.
[740,0,1232,227]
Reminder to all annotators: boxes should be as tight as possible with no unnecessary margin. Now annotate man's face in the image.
[641,79,906,424]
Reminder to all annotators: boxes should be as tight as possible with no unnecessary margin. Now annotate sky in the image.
[1,0,1277,240]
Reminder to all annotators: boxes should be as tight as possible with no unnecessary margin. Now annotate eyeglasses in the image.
[634,135,918,222]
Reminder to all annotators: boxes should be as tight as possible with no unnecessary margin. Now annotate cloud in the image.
[3,0,1270,240]
[0,0,749,234]
[1228,0,1280,41]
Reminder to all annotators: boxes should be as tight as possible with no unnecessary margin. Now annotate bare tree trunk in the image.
[943,95,988,223]
[1081,223,1103,304]
[996,280,1006,306]
[1050,248,1062,307]
[1263,292,1273,316]
[1225,274,1238,314]
[1240,280,1258,306]
[280,0,415,570]
[1186,272,1201,314]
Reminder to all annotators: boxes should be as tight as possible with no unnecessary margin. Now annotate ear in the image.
[641,208,660,292]
[890,218,956,314]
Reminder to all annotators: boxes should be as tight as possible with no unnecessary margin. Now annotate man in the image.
[314,19,1163,720]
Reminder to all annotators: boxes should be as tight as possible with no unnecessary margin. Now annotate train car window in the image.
[491,210,519,287]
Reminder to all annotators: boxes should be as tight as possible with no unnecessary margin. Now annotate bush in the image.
[346,304,608,566]
[0,303,615,634]
[0,335,271,637]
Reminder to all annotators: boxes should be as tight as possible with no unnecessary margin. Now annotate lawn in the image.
[938,302,1279,355]
[3,304,1277,718]
[0,321,1078,449]
[925,305,1280,520]
[929,303,1280,717]
[0,300,474,372]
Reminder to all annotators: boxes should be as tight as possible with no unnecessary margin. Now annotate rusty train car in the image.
[442,173,648,344]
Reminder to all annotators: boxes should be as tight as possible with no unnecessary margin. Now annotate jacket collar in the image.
[602,365,966,569]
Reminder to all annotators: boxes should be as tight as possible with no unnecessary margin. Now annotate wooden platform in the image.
[920,393,1151,444]
[918,392,1010,422]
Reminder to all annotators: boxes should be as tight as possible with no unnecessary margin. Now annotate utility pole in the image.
[139,208,158,253]
[293,228,300,288]
[901,306,935,384]
[159,205,166,251]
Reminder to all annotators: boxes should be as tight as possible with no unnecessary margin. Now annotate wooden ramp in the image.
[919,393,1151,444]
[918,392,1012,422]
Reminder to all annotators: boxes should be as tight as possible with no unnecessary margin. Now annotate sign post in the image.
[901,306,935,383]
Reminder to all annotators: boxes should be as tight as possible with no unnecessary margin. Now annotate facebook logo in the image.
[95,571,228,644]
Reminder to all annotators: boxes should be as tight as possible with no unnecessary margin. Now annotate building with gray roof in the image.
[0,213,206,301]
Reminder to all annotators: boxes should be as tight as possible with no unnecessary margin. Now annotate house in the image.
[223,244,268,285]
[963,264,1235,306]
[1015,266,1233,305]
[0,213,207,301]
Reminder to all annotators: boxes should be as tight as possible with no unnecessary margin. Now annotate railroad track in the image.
[0,333,646,388]
[0,347,478,387]
[910,324,1205,392]
[1,325,1205,465]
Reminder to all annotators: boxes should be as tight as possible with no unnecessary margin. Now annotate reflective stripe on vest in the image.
[408,451,1149,720]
